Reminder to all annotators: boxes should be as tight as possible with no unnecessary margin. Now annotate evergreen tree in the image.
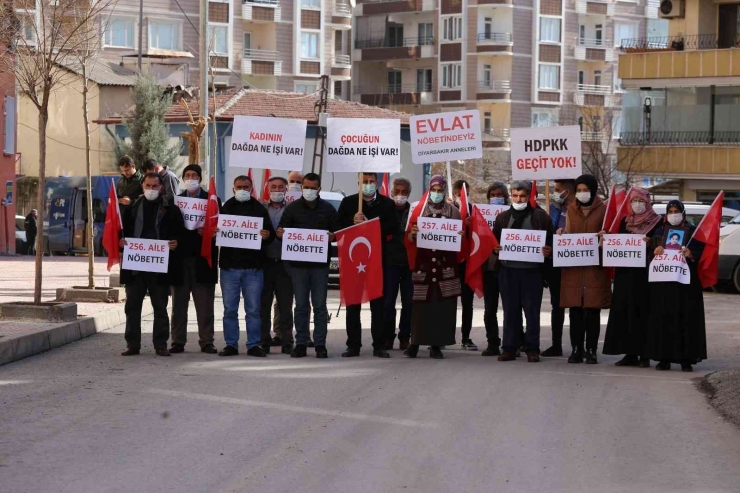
[115,76,181,170]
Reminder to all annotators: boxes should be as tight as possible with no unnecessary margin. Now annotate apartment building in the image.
[1,23,17,254]
[616,0,740,206]
[351,0,665,174]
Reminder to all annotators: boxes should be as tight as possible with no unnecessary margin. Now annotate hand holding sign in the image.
[122,238,170,273]
[281,228,329,262]
[216,214,264,250]
[416,217,463,252]
[498,229,546,263]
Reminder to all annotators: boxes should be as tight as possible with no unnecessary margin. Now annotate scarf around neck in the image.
[625,188,661,234]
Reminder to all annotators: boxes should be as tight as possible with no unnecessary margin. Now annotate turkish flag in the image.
[261,169,272,202]
[457,182,470,264]
[336,217,383,306]
[380,173,389,196]
[607,188,631,234]
[602,186,626,232]
[102,179,122,271]
[201,176,219,268]
[247,169,257,198]
[404,190,429,269]
[691,191,724,288]
[466,205,498,298]
[529,181,538,208]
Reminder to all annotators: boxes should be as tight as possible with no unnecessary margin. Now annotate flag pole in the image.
[358,172,363,212]
[545,180,550,212]
[446,161,453,199]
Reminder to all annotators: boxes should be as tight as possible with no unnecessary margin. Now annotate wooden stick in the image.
[358,172,363,213]
[545,180,551,212]
[446,161,453,199]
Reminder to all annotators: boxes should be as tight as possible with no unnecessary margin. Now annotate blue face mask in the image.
[429,191,445,204]
[490,197,505,205]
[362,184,377,196]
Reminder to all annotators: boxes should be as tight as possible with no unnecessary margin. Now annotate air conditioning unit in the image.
[659,0,684,18]
[213,75,230,88]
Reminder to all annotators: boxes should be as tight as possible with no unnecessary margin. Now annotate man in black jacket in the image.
[337,172,399,358]
[218,175,275,358]
[120,173,185,357]
[170,164,220,355]
[24,209,37,255]
[115,155,143,215]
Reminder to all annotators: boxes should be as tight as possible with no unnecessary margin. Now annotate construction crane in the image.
[310,75,329,174]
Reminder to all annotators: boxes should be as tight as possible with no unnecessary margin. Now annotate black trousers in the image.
[26,234,36,255]
[124,273,170,350]
[483,270,501,347]
[569,307,601,352]
[346,297,385,350]
[260,259,294,344]
[499,266,543,353]
[547,267,565,347]
[459,262,474,341]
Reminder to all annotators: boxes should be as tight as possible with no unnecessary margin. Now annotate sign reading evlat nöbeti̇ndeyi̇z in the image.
[409,110,482,164]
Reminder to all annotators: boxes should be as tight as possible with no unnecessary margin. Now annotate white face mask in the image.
[666,213,683,226]
[288,183,302,192]
[631,201,646,214]
[234,190,251,202]
[393,195,408,206]
[184,179,200,193]
[302,189,318,202]
[143,189,159,201]
[576,192,591,204]
[429,191,445,204]
[270,192,285,203]
[550,191,565,204]
[512,202,528,211]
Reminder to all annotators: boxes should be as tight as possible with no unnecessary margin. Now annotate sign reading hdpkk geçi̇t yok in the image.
[510,125,582,180]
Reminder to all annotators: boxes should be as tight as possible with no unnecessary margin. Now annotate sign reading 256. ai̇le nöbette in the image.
[510,125,582,180]
[409,110,482,164]
[326,118,400,173]
[229,116,307,171]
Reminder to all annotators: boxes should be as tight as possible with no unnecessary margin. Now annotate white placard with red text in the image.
[475,204,508,229]
[553,233,600,267]
[229,116,307,171]
[122,238,170,273]
[216,214,264,250]
[281,228,330,263]
[649,253,691,284]
[174,196,208,230]
[602,234,647,267]
[498,229,546,263]
[510,125,582,180]
[326,118,401,173]
[409,110,482,164]
[285,191,302,204]
[417,217,463,252]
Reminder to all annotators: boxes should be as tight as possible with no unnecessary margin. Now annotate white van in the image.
[718,228,740,292]
[652,203,738,228]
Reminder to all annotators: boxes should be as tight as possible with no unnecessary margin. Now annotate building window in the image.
[19,16,36,45]
[482,64,492,86]
[105,18,135,48]
[387,71,402,93]
[417,68,432,92]
[335,30,343,51]
[3,96,16,155]
[301,31,319,59]
[208,25,228,55]
[532,109,558,127]
[295,81,319,94]
[442,16,463,41]
[483,111,491,132]
[540,18,560,43]
[149,20,181,50]
[301,0,320,8]
[418,22,433,45]
[538,65,559,90]
[578,70,584,85]
[441,63,462,89]
[594,70,602,87]
[595,24,603,46]
[334,80,343,98]
[614,22,638,48]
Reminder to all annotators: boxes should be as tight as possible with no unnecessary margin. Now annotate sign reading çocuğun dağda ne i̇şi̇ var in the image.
[122,238,170,274]
[510,125,582,180]
[281,228,330,263]
[409,110,482,164]
[229,116,307,171]
[326,118,401,173]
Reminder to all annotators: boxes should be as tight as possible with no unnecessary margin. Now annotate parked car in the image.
[720,213,740,240]
[15,215,26,253]
[718,227,740,292]
[652,203,738,228]
[318,191,345,285]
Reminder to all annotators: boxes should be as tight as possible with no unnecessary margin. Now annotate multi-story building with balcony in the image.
[616,0,740,205]
[351,0,664,177]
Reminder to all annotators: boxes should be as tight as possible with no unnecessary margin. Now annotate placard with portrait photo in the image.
[662,226,689,251]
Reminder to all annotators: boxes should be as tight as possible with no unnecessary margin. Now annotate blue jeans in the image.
[287,265,329,347]
[383,264,412,342]
[220,268,264,350]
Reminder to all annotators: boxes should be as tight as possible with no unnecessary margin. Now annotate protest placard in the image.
[285,191,302,204]
[553,233,600,268]
[649,253,691,284]
[174,196,207,230]
[326,118,401,173]
[475,204,508,229]
[216,214,263,250]
[510,125,582,180]
[409,110,482,164]
[281,228,330,263]
[417,217,463,252]
[229,116,307,171]
[498,229,546,263]
[602,234,647,267]
[122,238,170,274]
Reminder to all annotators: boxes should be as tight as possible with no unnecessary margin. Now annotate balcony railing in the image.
[333,1,351,14]
[478,80,511,91]
[243,48,280,61]
[620,131,740,146]
[477,32,513,43]
[245,0,278,4]
[577,83,611,94]
[482,128,511,140]
[332,54,351,65]
[581,131,608,141]
[354,36,434,49]
[578,37,606,48]
[618,34,722,53]
[354,83,432,94]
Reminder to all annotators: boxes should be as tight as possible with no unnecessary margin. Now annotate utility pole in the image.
[199,0,211,179]
[137,0,143,72]
[310,75,329,174]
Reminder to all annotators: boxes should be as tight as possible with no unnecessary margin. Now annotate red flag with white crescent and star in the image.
[261,169,272,202]
[102,179,122,271]
[466,205,498,298]
[201,176,219,268]
[335,217,383,306]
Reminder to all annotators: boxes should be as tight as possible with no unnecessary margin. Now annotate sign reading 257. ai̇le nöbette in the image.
[409,110,482,164]
[510,125,582,180]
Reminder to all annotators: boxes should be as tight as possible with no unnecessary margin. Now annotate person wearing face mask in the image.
[382,176,414,351]
[481,182,509,356]
[169,164,221,355]
[140,158,180,203]
[337,172,399,358]
[277,173,340,358]
[450,179,477,351]
[558,174,611,364]
[119,173,185,357]
[492,180,554,363]
[406,175,462,359]
[603,188,662,368]
[644,200,707,372]
[218,175,275,358]
[259,176,296,355]
[287,171,303,192]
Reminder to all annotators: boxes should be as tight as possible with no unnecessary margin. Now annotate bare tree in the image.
[0,0,117,303]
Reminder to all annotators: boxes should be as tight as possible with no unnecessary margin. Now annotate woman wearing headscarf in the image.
[644,200,707,371]
[559,175,611,364]
[406,175,462,359]
[602,188,662,367]
[481,182,509,356]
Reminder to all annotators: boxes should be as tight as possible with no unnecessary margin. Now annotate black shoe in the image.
[307,339,315,348]
[373,349,390,358]
[461,339,478,351]
[568,347,584,364]
[121,348,140,356]
[482,345,500,356]
[638,357,651,368]
[430,346,444,359]
[155,348,171,357]
[615,355,639,367]
[656,361,671,371]
[247,346,267,358]
[585,349,598,365]
[291,344,307,358]
[218,345,239,357]
[260,343,271,354]
[541,345,563,357]
[169,345,184,354]
[201,344,218,354]
[281,344,294,355]
[681,363,693,372]
[315,345,328,359]
[342,347,361,358]
[404,344,419,358]
[270,336,283,347]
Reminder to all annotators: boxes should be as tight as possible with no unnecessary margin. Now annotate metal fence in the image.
[618,34,720,52]
[354,36,434,49]
[619,131,740,146]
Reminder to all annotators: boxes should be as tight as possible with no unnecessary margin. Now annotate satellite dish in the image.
[349,0,356,8]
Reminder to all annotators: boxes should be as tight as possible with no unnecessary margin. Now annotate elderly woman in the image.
[482,182,509,356]
[406,175,462,359]
[603,188,662,367]
[645,200,707,371]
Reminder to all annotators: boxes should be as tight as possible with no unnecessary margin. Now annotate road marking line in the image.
[146,389,438,429]
[542,371,696,383]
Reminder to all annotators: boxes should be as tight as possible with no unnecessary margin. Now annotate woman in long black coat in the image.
[644,200,707,372]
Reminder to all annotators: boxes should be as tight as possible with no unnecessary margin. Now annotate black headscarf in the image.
[575,174,598,207]
[664,199,685,224]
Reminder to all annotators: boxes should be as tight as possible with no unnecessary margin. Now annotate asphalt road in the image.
[1,290,740,493]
